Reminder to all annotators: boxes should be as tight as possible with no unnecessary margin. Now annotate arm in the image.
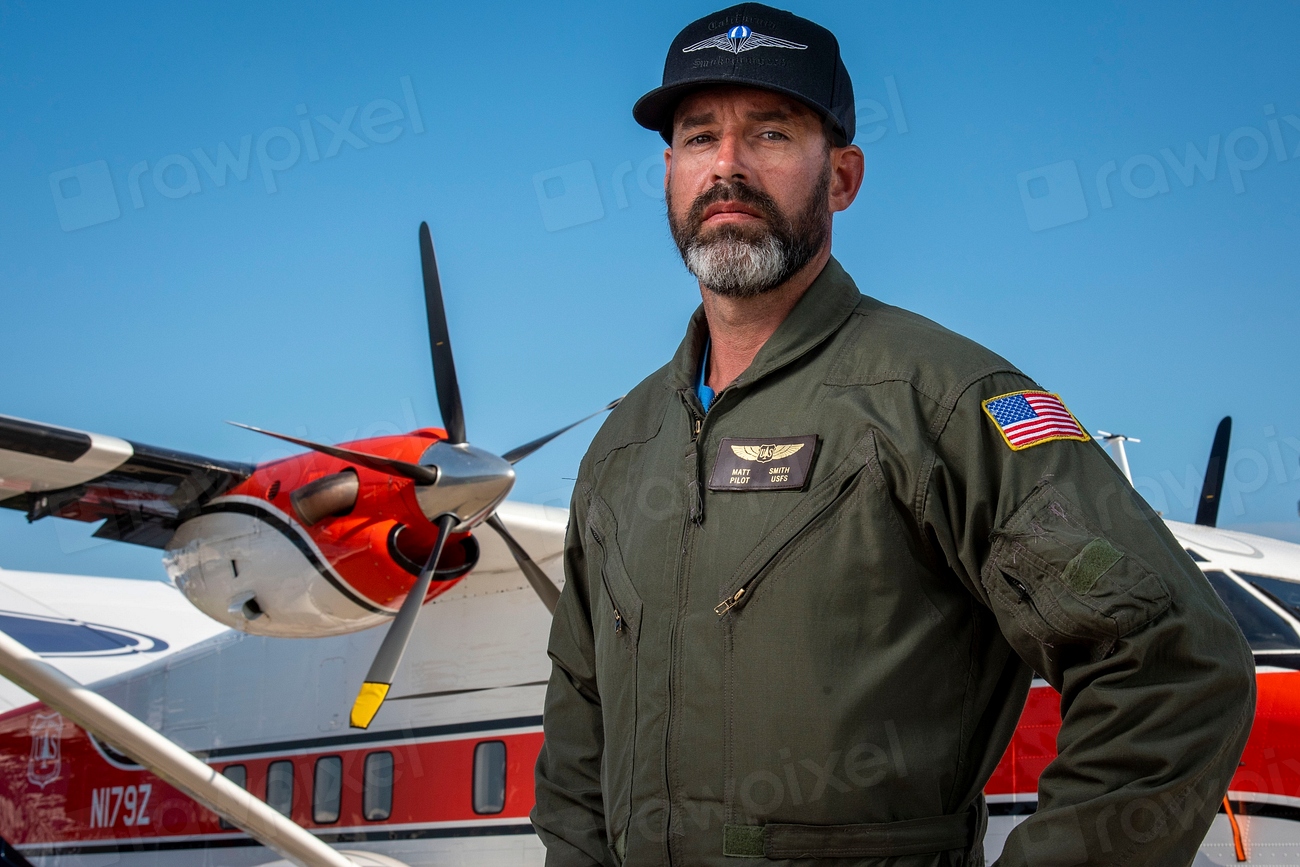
[923,373,1255,866]
[531,486,615,867]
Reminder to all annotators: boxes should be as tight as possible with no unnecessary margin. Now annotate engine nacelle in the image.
[161,431,492,638]
[163,494,478,638]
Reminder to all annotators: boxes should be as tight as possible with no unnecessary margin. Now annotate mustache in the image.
[666,163,832,298]
[682,181,787,238]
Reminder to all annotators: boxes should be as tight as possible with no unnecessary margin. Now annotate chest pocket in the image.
[714,430,880,617]
[984,482,1171,684]
[585,495,642,858]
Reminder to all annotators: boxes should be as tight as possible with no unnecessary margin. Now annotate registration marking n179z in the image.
[89,784,152,828]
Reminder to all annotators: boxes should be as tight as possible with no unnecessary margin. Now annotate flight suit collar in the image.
[667,256,863,395]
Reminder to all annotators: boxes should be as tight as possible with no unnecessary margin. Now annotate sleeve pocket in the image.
[983,482,1171,674]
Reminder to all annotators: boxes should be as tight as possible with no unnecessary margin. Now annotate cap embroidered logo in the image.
[683,25,808,55]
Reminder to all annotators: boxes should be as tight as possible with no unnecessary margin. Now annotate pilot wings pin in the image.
[731,442,804,463]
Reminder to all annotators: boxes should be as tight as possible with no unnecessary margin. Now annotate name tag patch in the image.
[708,435,818,491]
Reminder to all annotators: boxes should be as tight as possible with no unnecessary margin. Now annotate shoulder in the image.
[578,362,674,481]
[825,296,1027,412]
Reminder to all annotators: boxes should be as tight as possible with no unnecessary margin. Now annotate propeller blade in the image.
[351,512,457,729]
[486,513,560,613]
[419,222,467,445]
[1195,416,1232,528]
[500,397,624,465]
[228,422,439,485]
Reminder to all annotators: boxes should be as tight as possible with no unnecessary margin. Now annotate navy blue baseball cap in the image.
[633,4,856,146]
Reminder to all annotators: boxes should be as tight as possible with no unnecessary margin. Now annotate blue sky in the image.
[2,1,1299,580]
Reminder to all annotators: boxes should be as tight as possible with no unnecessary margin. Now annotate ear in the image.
[828,145,865,214]
[663,146,673,197]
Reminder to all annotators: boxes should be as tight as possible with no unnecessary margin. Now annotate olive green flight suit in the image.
[532,258,1255,867]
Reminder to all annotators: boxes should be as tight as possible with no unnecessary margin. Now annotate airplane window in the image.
[267,760,294,817]
[1203,571,1300,651]
[1238,572,1300,618]
[473,741,507,815]
[1184,548,1208,562]
[363,752,393,821]
[313,756,343,823]
[219,765,246,829]
[91,734,140,769]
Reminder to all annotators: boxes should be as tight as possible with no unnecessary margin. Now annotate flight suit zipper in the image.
[714,586,746,616]
[589,525,625,636]
[1004,573,1032,602]
[664,390,707,866]
[1002,572,1050,626]
[1000,571,1060,649]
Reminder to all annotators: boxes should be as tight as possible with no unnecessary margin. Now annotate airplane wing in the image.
[0,414,253,548]
[0,566,229,712]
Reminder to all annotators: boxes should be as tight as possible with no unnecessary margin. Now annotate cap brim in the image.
[633,78,843,145]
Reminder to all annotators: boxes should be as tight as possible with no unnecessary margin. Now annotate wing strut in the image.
[0,629,360,867]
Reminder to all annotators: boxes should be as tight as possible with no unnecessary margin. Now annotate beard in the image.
[667,162,831,298]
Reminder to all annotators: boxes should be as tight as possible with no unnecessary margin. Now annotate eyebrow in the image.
[677,106,805,133]
[746,108,798,123]
[678,111,716,131]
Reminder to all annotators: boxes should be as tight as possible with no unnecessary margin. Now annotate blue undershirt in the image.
[697,339,715,413]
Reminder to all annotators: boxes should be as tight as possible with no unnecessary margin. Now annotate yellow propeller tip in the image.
[350,682,390,729]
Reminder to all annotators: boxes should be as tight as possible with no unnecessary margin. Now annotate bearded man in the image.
[531,6,1255,867]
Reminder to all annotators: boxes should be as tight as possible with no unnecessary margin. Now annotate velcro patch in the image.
[982,390,1089,451]
[709,435,818,491]
[1062,538,1124,594]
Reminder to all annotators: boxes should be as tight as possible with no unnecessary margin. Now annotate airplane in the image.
[0,226,1298,865]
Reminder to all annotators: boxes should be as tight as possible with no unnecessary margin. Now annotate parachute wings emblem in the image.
[683,26,808,55]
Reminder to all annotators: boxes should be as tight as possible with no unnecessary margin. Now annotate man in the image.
[532,5,1255,866]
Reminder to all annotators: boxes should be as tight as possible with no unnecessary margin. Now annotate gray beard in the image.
[668,163,831,299]
[682,231,789,299]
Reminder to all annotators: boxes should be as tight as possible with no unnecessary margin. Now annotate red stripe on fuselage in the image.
[5,670,1298,849]
[0,703,540,847]
[985,671,1300,804]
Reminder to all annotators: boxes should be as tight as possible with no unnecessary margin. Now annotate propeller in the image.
[225,422,438,484]
[485,513,560,613]
[237,222,620,730]
[1195,416,1232,528]
[501,398,622,464]
[351,513,457,729]
[420,222,466,445]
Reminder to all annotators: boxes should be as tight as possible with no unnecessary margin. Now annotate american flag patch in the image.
[982,390,1089,450]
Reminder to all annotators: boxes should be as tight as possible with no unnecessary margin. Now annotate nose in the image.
[712,130,750,184]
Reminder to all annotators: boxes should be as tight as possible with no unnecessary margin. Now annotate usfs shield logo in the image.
[27,711,64,788]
